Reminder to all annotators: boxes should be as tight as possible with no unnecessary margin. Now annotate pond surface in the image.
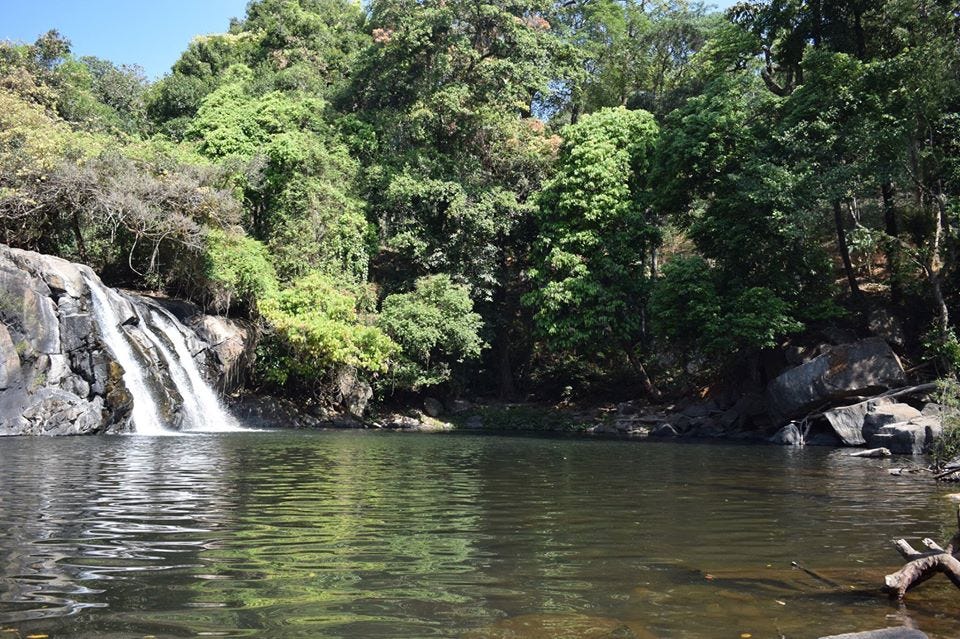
[1,431,959,638]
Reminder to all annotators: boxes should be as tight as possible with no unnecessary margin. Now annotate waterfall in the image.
[85,274,244,434]
[84,275,168,435]
[143,305,243,433]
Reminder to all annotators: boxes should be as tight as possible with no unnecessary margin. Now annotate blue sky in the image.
[0,0,250,79]
[0,0,737,80]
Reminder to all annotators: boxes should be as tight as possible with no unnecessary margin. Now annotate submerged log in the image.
[883,505,960,599]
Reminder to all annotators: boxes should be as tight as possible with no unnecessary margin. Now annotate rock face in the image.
[0,244,250,435]
[149,296,256,394]
[824,397,897,445]
[868,415,943,455]
[0,245,129,435]
[767,338,906,421]
[823,398,939,453]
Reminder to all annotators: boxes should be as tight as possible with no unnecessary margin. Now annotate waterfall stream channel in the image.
[83,273,242,434]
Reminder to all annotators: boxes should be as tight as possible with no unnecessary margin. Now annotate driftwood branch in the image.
[884,505,960,599]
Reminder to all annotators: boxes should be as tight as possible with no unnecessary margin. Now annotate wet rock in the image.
[650,423,678,437]
[188,313,255,393]
[424,396,443,417]
[20,388,104,435]
[767,338,906,421]
[769,423,803,446]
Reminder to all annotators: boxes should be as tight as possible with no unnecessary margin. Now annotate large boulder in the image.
[189,314,256,393]
[767,338,906,421]
[867,415,943,455]
[824,396,897,445]
[0,244,135,435]
[862,403,922,435]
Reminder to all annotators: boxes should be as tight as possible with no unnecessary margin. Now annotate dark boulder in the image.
[767,338,906,421]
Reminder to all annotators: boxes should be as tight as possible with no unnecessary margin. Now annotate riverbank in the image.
[230,390,941,450]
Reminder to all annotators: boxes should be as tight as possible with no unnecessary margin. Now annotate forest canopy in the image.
[2,0,959,406]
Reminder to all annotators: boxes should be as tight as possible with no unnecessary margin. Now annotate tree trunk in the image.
[625,348,660,400]
[496,334,518,400]
[929,188,950,337]
[833,199,863,307]
[71,210,89,263]
[811,0,822,47]
[881,181,902,304]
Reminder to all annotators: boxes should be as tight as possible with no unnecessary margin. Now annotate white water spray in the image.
[145,305,243,432]
[84,273,244,434]
[84,275,168,435]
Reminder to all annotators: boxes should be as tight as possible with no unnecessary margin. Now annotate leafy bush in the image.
[378,274,484,391]
[650,256,722,361]
[258,272,397,387]
[651,256,803,371]
[203,228,278,313]
[924,326,960,376]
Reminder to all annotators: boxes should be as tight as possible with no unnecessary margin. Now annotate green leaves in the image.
[378,275,484,390]
[259,273,398,384]
[204,228,278,312]
[527,107,658,360]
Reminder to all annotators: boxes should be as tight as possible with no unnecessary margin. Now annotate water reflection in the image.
[0,433,959,638]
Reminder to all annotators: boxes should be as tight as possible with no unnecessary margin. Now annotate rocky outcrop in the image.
[0,245,130,435]
[868,415,943,455]
[0,244,252,435]
[767,338,906,421]
[152,296,255,394]
[823,397,898,445]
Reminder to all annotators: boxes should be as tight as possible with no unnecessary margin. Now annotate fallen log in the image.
[883,505,960,599]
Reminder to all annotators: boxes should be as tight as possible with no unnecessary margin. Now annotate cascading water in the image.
[137,303,243,432]
[83,275,168,435]
[84,273,244,434]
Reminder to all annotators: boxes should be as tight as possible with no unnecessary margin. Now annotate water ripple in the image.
[0,433,958,638]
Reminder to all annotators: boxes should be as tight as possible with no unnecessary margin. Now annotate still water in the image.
[1,431,959,638]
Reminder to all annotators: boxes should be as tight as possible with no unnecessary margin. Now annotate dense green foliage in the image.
[379,275,483,390]
[528,107,660,391]
[5,0,960,408]
[258,272,396,386]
